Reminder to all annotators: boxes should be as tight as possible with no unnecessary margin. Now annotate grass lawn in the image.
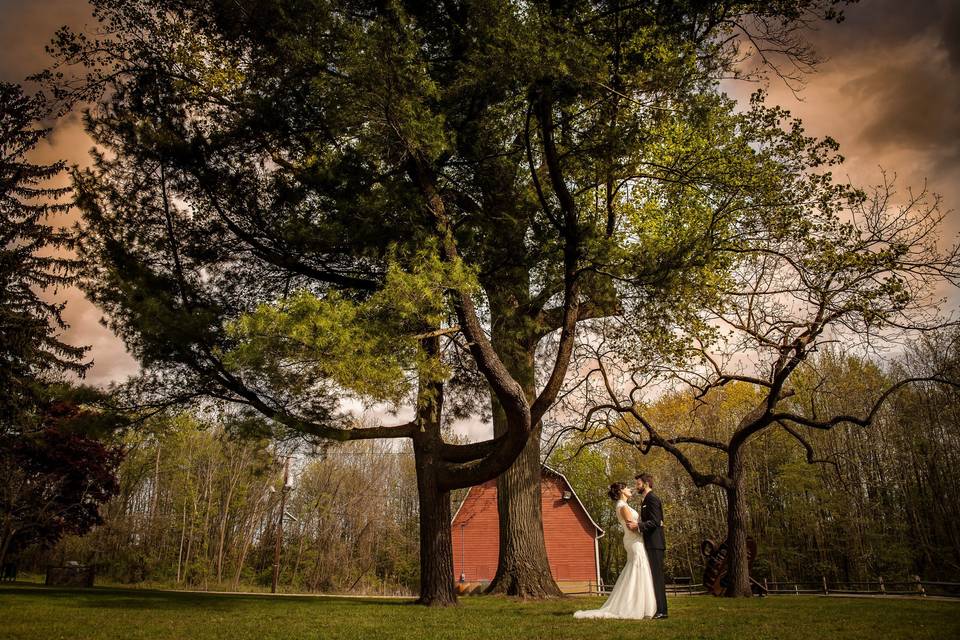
[1,584,958,640]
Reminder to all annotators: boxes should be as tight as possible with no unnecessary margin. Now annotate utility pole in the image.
[272,456,291,594]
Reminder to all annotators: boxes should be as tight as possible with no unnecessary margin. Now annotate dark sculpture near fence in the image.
[702,538,767,596]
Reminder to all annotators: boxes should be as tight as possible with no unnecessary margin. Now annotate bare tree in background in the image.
[554,176,960,596]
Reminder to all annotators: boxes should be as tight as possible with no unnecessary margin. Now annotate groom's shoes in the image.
[653,613,668,620]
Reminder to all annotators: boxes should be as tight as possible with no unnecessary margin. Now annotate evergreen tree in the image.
[0,82,88,425]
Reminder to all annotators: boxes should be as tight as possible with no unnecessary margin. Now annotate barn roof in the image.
[542,464,605,538]
[451,464,605,538]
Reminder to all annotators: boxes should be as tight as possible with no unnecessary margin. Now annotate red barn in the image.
[451,465,604,594]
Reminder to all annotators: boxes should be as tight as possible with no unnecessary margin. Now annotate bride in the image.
[574,482,657,620]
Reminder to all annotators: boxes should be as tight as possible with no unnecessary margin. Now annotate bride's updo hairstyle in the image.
[607,482,626,501]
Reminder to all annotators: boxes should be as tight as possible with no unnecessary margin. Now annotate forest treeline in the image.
[19,416,425,594]
[552,336,960,586]
[20,337,960,593]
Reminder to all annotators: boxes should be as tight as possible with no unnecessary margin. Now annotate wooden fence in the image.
[581,576,960,598]
[584,580,708,596]
[764,576,960,598]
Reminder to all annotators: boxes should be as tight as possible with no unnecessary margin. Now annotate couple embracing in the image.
[575,473,668,620]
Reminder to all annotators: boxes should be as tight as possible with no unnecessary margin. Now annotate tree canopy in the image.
[43,0,850,452]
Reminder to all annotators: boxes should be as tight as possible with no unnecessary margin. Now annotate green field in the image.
[1,585,957,640]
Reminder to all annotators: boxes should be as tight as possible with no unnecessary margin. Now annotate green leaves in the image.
[224,246,477,405]
[225,289,406,401]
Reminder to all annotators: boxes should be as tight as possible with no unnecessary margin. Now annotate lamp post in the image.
[272,456,292,594]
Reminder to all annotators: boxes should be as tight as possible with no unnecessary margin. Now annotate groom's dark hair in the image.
[635,473,654,488]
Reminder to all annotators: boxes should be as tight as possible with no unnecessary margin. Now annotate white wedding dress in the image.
[574,499,657,620]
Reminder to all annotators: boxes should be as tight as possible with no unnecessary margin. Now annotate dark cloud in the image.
[753,0,960,315]
[943,1,960,71]
[799,0,960,174]
[842,48,960,166]
[808,0,957,64]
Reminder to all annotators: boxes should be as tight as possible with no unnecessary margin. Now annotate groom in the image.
[627,473,668,619]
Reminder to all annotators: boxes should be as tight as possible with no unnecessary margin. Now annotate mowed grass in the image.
[1,584,958,640]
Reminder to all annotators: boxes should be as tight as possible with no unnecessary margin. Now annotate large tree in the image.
[561,175,960,596]
[437,0,857,597]
[43,0,854,602]
[0,82,88,421]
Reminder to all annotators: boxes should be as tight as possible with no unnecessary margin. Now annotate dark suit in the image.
[639,491,667,616]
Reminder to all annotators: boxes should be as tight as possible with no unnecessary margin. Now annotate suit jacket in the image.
[639,491,666,550]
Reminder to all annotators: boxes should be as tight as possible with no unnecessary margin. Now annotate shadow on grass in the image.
[0,584,415,612]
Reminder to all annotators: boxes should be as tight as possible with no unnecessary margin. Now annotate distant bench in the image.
[46,564,95,587]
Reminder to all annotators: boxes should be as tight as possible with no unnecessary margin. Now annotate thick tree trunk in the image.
[485,423,562,597]
[414,444,457,606]
[725,451,753,597]
[412,337,458,607]
[485,292,562,598]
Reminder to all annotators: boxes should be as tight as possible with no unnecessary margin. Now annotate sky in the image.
[3,0,960,441]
